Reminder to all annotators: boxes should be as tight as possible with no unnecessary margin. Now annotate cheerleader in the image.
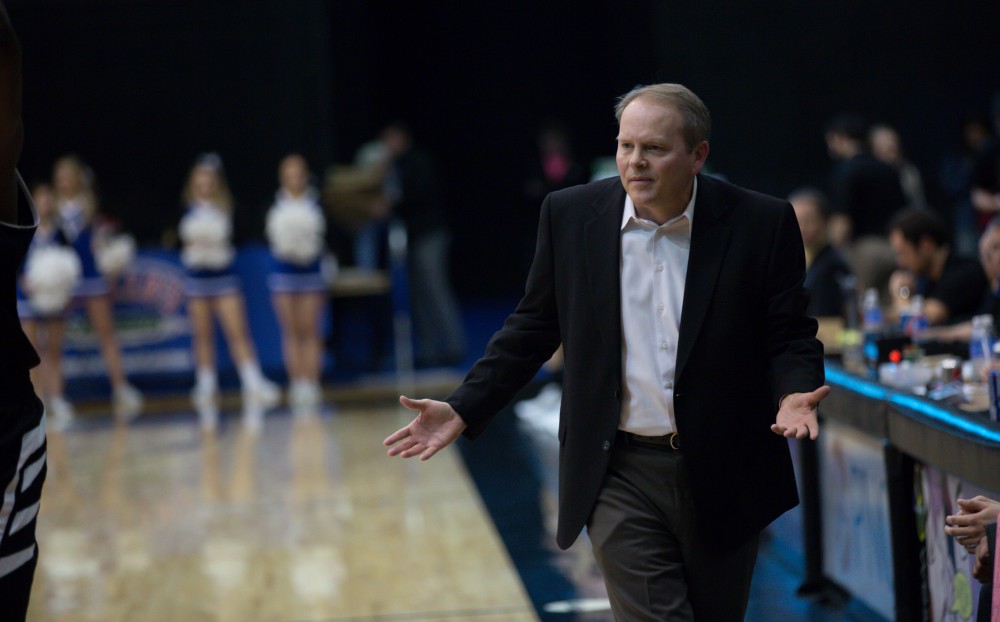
[265,154,330,409]
[179,153,279,427]
[17,183,79,429]
[52,155,143,420]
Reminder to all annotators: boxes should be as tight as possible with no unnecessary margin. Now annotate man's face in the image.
[870,127,900,164]
[616,97,707,218]
[889,229,932,275]
[791,199,824,249]
[980,227,1000,283]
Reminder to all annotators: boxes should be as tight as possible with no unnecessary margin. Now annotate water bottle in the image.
[905,295,928,341]
[862,288,882,334]
[969,314,996,379]
[861,288,883,372]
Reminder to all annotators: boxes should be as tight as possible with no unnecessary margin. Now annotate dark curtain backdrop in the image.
[8,0,1000,296]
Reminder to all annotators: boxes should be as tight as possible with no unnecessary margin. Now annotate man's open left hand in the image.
[771,385,830,441]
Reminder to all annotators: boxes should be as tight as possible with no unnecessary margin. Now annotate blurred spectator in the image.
[971,91,1000,227]
[979,216,1000,325]
[789,187,852,318]
[380,122,465,366]
[520,121,587,277]
[321,148,388,269]
[350,139,392,269]
[940,115,992,257]
[887,208,987,325]
[824,114,907,247]
[905,216,1000,344]
[523,121,587,205]
[869,123,927,210]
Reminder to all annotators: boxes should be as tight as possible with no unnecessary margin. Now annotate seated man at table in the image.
[887,208,987,326]
[790,187,853,318]
[925,216,1000,344]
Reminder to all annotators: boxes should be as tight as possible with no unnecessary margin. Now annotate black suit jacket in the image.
[448,174,824,550]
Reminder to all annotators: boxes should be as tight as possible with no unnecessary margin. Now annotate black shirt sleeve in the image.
[927,254,989,323]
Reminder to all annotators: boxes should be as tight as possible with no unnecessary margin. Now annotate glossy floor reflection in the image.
[27,399,536,621]
[24,370,893,621]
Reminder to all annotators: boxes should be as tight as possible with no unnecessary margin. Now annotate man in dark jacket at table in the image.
[790,186,853,318]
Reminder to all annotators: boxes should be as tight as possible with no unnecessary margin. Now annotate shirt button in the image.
[656,264,664,271]
[661,341,669,350]
[658,303,665,311]
[665,381,674,390]
[602,440,611,451]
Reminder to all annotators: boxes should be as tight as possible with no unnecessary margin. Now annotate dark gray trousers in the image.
[586,434,759,621]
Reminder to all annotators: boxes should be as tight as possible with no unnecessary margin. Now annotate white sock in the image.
[196,367,217,392]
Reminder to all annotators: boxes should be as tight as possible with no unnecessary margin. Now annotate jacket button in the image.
[614,388,621,399]
[603,440,611,451]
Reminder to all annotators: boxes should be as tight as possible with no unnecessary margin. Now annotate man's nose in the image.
[629,149,646,168]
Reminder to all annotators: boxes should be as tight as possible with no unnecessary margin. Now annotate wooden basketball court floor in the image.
[25,378,539,622]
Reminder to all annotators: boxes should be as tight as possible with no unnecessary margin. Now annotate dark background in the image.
[7,0,1000,296]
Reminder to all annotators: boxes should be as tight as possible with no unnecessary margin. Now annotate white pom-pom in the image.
[266,201,326,265]
[25,246,82,314]
[96,234,136,277]
[180,207,234,269]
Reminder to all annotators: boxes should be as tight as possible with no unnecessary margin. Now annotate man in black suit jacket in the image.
[385,84,828,619]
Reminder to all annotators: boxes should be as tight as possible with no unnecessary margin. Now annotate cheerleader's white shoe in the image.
[191,383,218,412]
[289,380,322,409]
[113,383,144,421]
[243,378,280,410]
[48,396,75,431]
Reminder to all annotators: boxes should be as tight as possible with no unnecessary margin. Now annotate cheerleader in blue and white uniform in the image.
[17,183,79,429]
[265,154,331,409]
[53,155,143,419]
[180,153,279,428]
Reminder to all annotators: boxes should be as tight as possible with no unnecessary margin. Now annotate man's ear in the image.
[691,141,709,176]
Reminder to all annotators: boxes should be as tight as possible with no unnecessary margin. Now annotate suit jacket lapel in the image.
[675,175,732,382]
[585,182,625,358]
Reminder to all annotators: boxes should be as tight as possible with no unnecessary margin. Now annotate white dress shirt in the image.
[619,178,697,436]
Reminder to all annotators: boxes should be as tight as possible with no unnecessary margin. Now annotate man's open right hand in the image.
[383,396,467,461]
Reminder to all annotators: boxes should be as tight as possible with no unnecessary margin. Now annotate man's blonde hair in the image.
[614,83,711,152]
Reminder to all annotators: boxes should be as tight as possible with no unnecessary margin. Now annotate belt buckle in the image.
[668,432,680,451]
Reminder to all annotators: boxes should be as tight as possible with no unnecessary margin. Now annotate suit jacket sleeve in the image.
[446,194,563,439]
[765,202,825,405]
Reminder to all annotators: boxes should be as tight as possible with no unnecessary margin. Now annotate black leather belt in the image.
[617,430,681,451]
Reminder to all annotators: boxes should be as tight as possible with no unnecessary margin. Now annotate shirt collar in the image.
[621,176,698,232]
